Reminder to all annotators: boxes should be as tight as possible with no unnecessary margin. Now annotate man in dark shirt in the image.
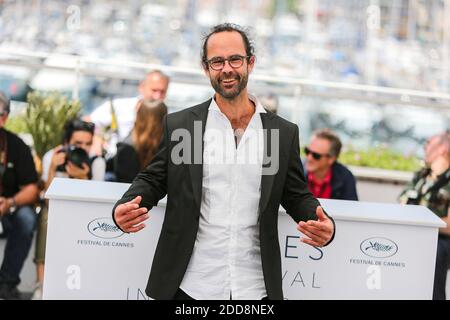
[304,128,358,201]
[0,92,39,300]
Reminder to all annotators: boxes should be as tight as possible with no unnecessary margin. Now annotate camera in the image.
[406,192,420,205]
[56,145,91,172]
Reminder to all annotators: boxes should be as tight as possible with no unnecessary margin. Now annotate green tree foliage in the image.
[22,91,81,160]
[300,146,421,172]
[4,115,27,133]
[339,147,421,172]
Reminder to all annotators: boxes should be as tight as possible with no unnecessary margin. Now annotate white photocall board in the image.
[44,178,446,300]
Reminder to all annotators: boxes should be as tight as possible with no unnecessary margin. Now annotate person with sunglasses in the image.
[0,91,39,300]
[304,129,358,201]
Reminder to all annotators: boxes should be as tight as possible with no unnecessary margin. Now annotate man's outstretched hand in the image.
[114,196,149,233]
[297,206,334,247]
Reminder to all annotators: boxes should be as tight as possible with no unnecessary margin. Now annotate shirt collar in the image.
[208,94,267,114]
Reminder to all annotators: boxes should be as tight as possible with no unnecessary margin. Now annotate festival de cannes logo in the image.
[360,237,398,258]
[88,217,124,239]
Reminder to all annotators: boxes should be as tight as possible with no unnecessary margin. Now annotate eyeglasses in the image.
[304,147,330,160]
[206,55,249,71]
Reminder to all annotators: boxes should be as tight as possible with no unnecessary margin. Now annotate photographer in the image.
[32,118,105,299]
[0,91,39,300]
[399,132,450,300]
[42,119,105,185]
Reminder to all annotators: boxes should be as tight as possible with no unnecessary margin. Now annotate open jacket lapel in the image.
[258,112,277,216]
[187,99,210,210]
[186,100,277,215]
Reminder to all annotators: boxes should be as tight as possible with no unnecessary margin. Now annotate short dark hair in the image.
[0,91,10,114]
[63,118,95,144]
[201,23,255,69]
[312,128,343,158]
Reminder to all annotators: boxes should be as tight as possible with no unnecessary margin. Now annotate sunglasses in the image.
[304,147,330,160]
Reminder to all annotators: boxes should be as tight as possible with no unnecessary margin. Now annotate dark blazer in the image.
[304,162,358,201]
[113,99,335,300]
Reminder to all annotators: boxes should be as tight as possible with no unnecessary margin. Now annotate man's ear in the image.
[328,156,337,166]
[247,55,256,73]
[202,63,210,77]
[138,80,145,95]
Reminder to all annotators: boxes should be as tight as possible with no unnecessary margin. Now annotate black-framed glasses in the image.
[206,55,249,71]
[304,147,330,160]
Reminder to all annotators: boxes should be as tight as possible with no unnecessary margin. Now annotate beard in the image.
[210,71,249,100]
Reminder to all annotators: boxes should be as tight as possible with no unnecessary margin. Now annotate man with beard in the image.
[112,23,335,300]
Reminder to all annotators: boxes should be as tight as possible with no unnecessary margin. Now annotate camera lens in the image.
[66,146,90,168]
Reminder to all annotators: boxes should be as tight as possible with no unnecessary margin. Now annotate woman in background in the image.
[114,99,167,183]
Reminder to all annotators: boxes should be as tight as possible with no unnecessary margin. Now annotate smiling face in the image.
[203,31,254,100]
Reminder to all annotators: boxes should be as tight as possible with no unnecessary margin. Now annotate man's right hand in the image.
[114,196,149,233]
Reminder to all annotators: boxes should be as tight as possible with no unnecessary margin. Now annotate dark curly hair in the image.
[63,118,95,144]
[201,23,255,69]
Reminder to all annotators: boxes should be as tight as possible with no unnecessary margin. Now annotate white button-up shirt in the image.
[180,95,268,300]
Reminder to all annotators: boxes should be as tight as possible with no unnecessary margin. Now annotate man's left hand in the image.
[297,206,334,247]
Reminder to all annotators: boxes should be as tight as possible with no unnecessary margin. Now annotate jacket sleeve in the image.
[280,124,336,246]
[112,116,169,227]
